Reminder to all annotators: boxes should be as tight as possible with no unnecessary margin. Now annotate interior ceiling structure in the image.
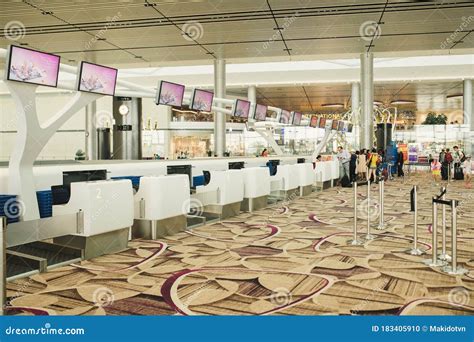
[229,80,465,114]
[0,0,473,66]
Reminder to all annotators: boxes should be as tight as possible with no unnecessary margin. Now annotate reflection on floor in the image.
[7,175,474,315]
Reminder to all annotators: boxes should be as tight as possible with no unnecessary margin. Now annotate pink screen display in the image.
[7,45,60,87]
[191,89,214,112]
[292,112,302,125]
[234,99,251,118]
[158,81,185,106]
[279,110,291,124]
[254,104,267,121]
[78,62,117,96]
[310,116,319,128]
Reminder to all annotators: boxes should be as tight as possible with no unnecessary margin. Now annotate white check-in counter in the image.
[296,163,314,196]
[52,179,133,258]
[270,164,299,197]
[195,169,244,218]
[241,167,271,212]
[132,175,190,239]
[314,160,339,186]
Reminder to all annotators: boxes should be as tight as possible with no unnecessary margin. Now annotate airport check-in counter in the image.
[241,167,271,212]
[314,160,340,188]
[52,179,134,259]
[0,155,311,276]
[194,169,244,219]
[296,163,314,196]
[270,164,300,198]
[133,175,190,239]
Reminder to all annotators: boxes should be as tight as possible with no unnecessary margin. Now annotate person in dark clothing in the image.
[350,151,358,182]
[439,148,447,180]
[397,148,405,177]
[444,148,453,180]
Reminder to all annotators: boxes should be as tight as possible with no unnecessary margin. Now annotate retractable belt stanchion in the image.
[375,177,387,230]
[443,199,468,275]
[1,216,6,316]
[365,180,375,240]
[348,182,364,245]
[424,193,449,267]
[406,185,425,255]
[438,187,451,261]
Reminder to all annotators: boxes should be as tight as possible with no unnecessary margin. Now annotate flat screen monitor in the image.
[347,123,354,133]
[156,80,185,107]
[292,111,302,126]
[190,89,214,112]
[309,116,319,128]
[338,121,345,132]
[77,61,118,96]
[318,117,327,128]
[233,99,251,118]
[331,120,339,130]
[5,45,60,88]
[279,110,291,124]
[228,161,245,169]
[254,104,267,121]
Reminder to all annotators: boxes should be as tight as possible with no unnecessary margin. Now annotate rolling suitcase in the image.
[341,175,352,188]
[454,165,464,180]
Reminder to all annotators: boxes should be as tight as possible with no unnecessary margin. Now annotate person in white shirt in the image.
[337,146,351,180]
[463,155,472,188]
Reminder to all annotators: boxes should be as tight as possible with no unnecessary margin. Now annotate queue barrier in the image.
[424,193,468,275]
[405,185,425,255]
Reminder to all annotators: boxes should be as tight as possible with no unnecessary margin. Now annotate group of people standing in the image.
[337,147,396,184]
[432,146,471,188]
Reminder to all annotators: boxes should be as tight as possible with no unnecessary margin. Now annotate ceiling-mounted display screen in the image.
[338,121,345,132]
[254,104,267,121]
[309,116,319,128]
[331,120,339,130]
[6,45,60,88]
[318,117,327,128]
[156,80,185,107]
[279,110,291,124]
[190,89,214,112]
[77,61,118,96]
[292,112,302,126]
[233,99,251,118]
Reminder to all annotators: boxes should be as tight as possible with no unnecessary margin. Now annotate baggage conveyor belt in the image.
[6,241,82,280]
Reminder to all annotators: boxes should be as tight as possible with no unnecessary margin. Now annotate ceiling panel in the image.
[0,0,472,66]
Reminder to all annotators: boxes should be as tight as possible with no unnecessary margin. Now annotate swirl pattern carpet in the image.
[6,175,474,316]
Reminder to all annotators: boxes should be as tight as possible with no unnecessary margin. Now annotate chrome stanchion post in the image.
[1,216,6,316]
[406,185,425,255]
[424,197,446,267]
[376,178,386,230]
[438,187,451,261]
[348,182,364,245]
[443,200,468,275]
[365,180,375,240]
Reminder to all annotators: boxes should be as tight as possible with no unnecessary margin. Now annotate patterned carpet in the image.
[6,174,474,316]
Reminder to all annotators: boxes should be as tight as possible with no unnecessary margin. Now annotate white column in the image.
[214,59,226,157]
[351,82,360,149]
[360,53,374,150]
[464,79,473,129]
[248,85,257,104]
[464,79,473,155]
[85,101,97,160]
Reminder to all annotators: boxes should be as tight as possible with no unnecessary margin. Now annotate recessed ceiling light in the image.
[390,100,415,105]
[322,103,344,108]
